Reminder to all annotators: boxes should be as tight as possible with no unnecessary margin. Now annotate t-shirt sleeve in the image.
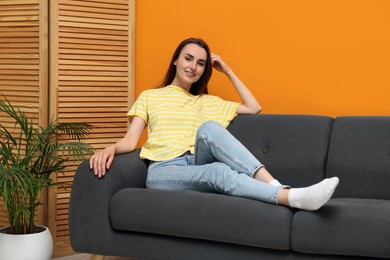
[127,91,148,123]
[213,96,241,128]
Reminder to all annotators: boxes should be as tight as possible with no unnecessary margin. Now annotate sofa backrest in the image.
[227,114,334,188]
[326,116,390,199]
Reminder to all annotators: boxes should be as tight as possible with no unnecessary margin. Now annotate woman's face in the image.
[172,43,207,89]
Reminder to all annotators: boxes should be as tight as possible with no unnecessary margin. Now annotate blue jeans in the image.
[146,121,281,204]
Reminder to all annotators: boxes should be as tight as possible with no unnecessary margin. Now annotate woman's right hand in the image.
[89,145,116,178]
[89,116,146,178]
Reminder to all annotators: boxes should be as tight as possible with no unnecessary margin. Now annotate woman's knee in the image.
[197,120,223,136]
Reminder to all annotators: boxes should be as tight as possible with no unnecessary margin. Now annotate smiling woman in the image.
[90,37,339,212]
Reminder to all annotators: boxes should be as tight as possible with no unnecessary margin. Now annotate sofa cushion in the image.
[291,198,390,258]
[227,114,333,188]
[326,116,390,199]
[110,188,293,250]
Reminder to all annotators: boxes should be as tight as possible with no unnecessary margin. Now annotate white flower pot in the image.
[0,225,53,260]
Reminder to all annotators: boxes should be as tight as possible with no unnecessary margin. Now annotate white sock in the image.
[269,179,283,187]
[288,177,339,211]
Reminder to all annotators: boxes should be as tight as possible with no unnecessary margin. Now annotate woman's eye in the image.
[198,62,205,67]
[185,56,191,61]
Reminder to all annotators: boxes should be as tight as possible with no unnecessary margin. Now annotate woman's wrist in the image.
[224,67,234,77]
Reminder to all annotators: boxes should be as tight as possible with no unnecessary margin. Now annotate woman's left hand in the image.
[211,53,231,74]
[211,53,262,114]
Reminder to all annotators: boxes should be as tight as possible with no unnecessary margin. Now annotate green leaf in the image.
[0,93,94,234]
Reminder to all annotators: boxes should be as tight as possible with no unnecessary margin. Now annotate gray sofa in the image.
[69,114,390,259]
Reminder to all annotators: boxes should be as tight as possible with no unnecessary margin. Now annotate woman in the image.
[90,38,339,211]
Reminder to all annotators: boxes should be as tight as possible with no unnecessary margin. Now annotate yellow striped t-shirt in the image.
[127,85,240,161]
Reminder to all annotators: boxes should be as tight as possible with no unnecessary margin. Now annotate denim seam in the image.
[146,178,225,193]
[250,165,263,178]
[196,136,259,176]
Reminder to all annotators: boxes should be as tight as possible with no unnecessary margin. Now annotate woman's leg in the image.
[194,121,339,211]
[195,121,273,180]
[146,155,281,204]
[254,167,277,183]
[147,154,339,210]
[195,121,283,186]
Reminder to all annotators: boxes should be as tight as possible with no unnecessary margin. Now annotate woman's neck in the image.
[170,80,191,92]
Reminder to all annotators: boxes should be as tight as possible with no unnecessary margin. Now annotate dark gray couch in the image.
[69,114,390,259]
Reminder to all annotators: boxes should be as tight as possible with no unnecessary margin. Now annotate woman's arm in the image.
[89,116,146,178]
[211,54,262,114]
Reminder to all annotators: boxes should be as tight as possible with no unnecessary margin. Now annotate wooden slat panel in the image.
[49,0,135,257]
[0,0,47,229]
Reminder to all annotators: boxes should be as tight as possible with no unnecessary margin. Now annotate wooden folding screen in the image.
[49,0,135,257]
[1,0,134,257]
[0,0,48,229]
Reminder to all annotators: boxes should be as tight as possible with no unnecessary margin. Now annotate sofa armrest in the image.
[69,149,148,254]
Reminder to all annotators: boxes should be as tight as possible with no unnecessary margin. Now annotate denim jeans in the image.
[146,121,281,204]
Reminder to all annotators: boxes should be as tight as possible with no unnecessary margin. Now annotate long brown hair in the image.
[158,38,212,95]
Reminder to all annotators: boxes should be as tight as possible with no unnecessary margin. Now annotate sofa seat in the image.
[110,188,294,250]
[292,198,390,258]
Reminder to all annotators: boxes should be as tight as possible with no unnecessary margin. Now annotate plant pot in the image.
[0,225,53,260]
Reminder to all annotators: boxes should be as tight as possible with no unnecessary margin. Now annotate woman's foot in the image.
[287,177,340,211]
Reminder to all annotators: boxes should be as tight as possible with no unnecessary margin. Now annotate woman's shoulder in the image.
[199,93,223,102]
[141,87,163,94]
[138,87,167,97]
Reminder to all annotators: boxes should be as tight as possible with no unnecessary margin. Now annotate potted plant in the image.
[0,94,94,260]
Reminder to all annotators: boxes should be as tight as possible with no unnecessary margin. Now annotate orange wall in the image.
[135,0,390,117]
